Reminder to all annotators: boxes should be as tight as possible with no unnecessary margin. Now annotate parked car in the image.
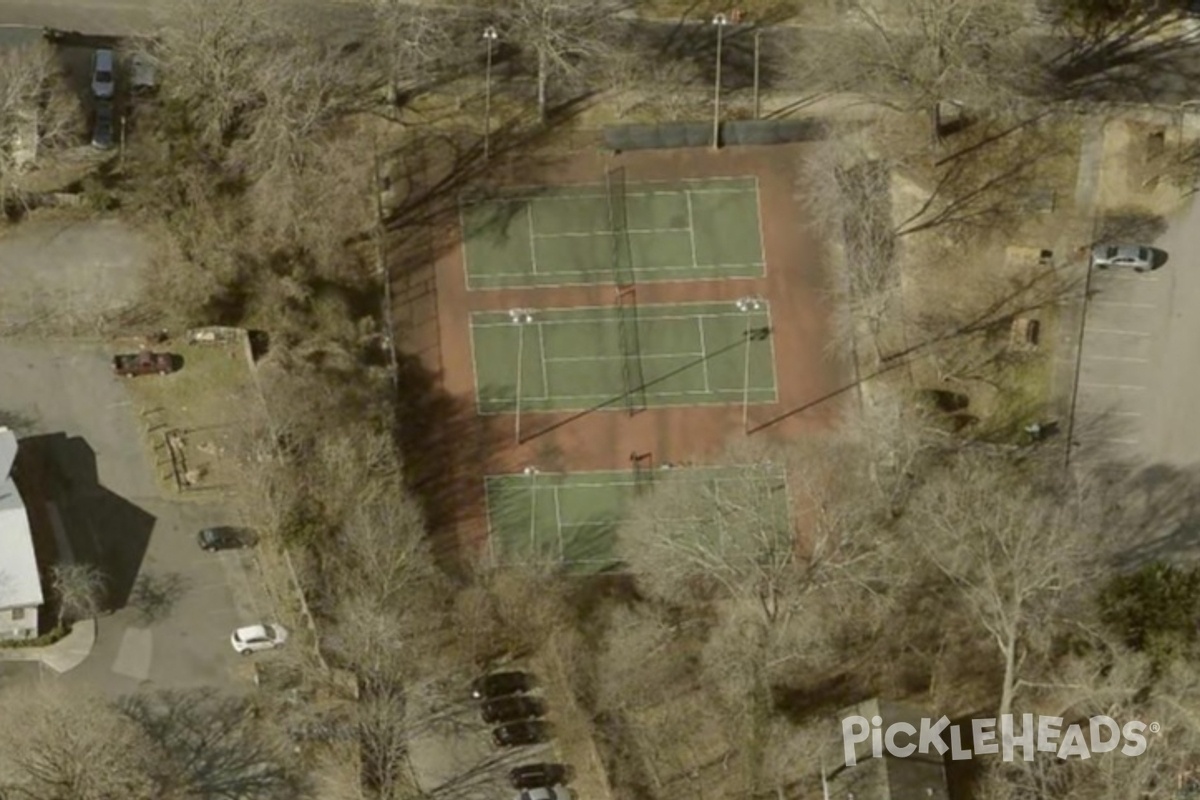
[91,49,115,98]
[493,720,549,748]
[130,53,157,94]
[230,623,288,654]
[112,351,175,376]
[197,526,257,552]
[509,763,568,790]
[514,787,570,800]
[91,101,115,150]
[471,671,535,700]
[1090,244,1153,272]
[482,695,545,725]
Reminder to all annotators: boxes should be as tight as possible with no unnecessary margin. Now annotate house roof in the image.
[0,428,42,610]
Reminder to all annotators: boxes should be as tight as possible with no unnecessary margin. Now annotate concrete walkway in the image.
[0,618,95,673]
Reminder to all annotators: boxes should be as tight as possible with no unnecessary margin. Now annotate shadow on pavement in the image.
[23,432,155,613]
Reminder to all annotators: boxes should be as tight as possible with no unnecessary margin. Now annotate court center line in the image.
[537,322,551,400]
[696,317,712,392]
[684,190,699,271]
[531,227,692,240]
[542,351,706,364]
[526,203,539,275]
[475,261,764,279]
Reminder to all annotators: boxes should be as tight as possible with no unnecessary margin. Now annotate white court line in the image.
[476,261,764,279]
[530,227,692,240]
[543,351,705,364]
[1083,355,1149,363]
[537,323,550,397]
[525,204,539,275]
[697,318,712,392]
[684,190,699,271]
[475,308,767,327]
[1091,301,1156,308]
[1087,328,1151,337]
[1079,382,1147,391]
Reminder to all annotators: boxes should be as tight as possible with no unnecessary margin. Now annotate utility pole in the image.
[483,26,499,160]
[711,13,729,150]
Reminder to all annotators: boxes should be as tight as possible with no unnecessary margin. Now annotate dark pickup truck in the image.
[112,351,176,377]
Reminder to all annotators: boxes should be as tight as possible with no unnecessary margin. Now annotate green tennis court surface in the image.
[461,177,765,289]
[486,465,789,571]
[471,301,777,414]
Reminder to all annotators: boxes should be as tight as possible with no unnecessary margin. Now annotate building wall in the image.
[0,604,38,640]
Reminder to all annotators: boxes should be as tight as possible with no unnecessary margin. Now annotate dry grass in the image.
[121,337,265,495]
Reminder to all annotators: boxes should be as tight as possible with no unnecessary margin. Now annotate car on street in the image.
[197,526,257,552]
[513,787,571,800]
[230,623,288,655]
[91,102,115,150]
[492,720,550,748]
[482,695,546,725]
[510,763,569,790]
[91,49,115,98]
[471,671,535,700]
[1091,243,1154,272]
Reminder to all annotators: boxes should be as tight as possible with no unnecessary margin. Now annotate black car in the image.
[492,720,549,748]
[509,763,568,790]
[470,670,535,700]
[91,101,115,150]
[197,526,256,552]
[481,695,545,725]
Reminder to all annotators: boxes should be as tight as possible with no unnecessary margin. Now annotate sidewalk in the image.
[0,618,95,674]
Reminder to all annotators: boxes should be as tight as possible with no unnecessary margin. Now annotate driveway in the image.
[0,339,264,695]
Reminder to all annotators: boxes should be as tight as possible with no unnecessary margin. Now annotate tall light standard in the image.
[483,26,499,160]
[523,465,540,561]
[736,297,764,433]
[711,12,730,150]
[510,308,535,444]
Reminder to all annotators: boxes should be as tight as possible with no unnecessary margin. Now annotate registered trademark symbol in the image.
[1150,722,1161,734]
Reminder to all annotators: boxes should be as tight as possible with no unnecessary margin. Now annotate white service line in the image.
[1079,382,1147,391]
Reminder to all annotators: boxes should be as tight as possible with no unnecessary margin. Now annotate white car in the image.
[515,788,571,800]
[230,623,288,655]
[91,49,115,98]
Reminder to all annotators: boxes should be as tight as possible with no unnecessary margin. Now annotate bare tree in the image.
[498,0,628,122]
[368,0,459,108]
[0,41,82,198]
[902,451,1105,717]
[49,562,106,627]
[0,686,156,800]
[806,0,1039,122]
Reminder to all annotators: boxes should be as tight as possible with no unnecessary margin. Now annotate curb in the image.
[0,617,95,673]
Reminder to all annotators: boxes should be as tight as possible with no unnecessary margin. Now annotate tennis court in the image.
[460,176,766,289]
[471,301,777,414]
[486,464,789,571]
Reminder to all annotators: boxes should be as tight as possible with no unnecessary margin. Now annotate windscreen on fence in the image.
[603,119,829,151]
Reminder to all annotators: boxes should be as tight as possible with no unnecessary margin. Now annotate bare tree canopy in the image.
[49,562,107,626]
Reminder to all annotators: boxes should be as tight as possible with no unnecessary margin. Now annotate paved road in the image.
[0,340,264,695]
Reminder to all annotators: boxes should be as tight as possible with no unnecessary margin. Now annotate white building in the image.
[0,427,41,640]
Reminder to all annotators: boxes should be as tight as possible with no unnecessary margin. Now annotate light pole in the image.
[483,26,499,160]
[510,308,535,444]
[736,297,764,433]
[524,465,540,560]
[711,13,729,150]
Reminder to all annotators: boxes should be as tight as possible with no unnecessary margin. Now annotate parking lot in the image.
[1073,266,1171,468]
[0,339,266,695]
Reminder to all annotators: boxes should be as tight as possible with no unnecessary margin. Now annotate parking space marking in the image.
[1083,355,1149,363]
[1079,382,1147,391]
[1087,328,1151,337]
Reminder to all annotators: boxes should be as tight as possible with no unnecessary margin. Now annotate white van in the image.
[91,49,115,98]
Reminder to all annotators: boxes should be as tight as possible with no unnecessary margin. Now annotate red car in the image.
[113,351,176,377]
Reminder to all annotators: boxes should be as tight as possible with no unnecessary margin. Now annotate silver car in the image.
[1091,244,1153,272]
